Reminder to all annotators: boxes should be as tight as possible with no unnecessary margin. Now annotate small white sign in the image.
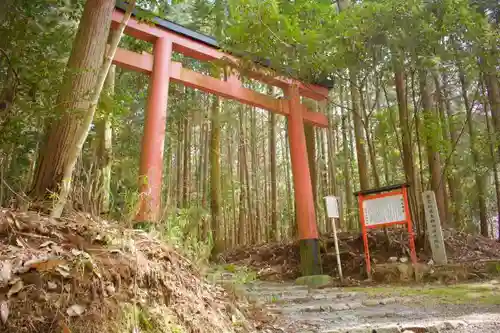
[362,194,406,226]
[324,196,340,218]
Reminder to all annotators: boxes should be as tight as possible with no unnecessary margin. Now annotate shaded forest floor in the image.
[221,228,500,283]
[0,209,278,333]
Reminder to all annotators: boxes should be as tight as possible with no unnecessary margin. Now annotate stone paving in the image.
[242,280,500,333]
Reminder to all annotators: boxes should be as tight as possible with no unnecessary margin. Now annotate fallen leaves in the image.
[55,264,71,278]
[0,301,8,324]
[0,261,12,285]
[222,228,500,283]
[29,258,66,272]
[7,280,23,298]
[39,241,56,248]
[66,304,85,317]
[60,321,72,333]
[0,208,258,333]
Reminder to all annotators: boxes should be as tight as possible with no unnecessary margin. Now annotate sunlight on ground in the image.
[345,281,500,305]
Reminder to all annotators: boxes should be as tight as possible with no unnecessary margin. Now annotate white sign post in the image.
[324,196,343,282]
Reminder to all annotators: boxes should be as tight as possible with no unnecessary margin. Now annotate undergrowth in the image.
[118,191,214,267]
[160,206,213,267]
[120,304,185,333]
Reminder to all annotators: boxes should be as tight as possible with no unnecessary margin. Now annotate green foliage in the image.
[208,264,257,285]
[120,303,185,333]
[161,207,213,265]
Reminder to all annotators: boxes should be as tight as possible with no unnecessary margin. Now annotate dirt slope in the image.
[0,209,273,333]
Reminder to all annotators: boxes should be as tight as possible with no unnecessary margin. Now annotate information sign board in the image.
[355,184,417,279]
[362,194,406,227]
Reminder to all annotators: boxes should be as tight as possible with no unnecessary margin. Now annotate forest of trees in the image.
[0,0,499,258]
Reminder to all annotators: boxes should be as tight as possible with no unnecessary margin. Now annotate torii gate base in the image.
[111,6,328,276]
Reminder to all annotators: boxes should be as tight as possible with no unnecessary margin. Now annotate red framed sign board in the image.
[355,184,417,278]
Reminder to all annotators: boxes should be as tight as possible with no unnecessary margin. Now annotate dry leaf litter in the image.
[222,228,500,282]
[0,209,277,333]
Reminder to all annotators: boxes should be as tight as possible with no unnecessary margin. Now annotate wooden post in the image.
[325,195,343,282]
[137,37,172,222]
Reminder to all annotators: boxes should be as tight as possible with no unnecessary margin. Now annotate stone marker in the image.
[422,191,448,264]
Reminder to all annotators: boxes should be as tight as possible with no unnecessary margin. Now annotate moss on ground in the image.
[295,275,333,288]
[345,282,500,305]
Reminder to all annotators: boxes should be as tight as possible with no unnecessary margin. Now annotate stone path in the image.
[242,280,500,333]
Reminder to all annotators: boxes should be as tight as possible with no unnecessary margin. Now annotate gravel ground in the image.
[242,280,500,333]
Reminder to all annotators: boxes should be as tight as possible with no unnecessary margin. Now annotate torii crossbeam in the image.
[111,5,330,275]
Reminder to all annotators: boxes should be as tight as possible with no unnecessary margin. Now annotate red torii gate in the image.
[111,6,330,275]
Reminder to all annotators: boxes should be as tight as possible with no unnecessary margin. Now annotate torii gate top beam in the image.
[111,7,330,102]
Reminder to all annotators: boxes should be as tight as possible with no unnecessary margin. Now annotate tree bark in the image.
[412,74,425,200]
[262,114,269,241]
[484,72,500,159]
[30,0,116,207]
[394,63,422,231]
[182,112,191,207]
[210,95,223,254]
[442,72,463,226]
[250,109,261,243]
[484,92,500,240]
[350,70,370,191]
[201,117,210,238]
[340,87,354,229]
[95,64,115,214]
[419,68,448,226]
[433,72,452,220]
[269,111,278,241]
[176,119,184,208]
[238,107,247,245]
[460,70,488,236]
[50,0,135,218]
[243,110,254,243]
[228,125,237,247]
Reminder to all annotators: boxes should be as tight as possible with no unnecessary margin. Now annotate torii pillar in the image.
[286,85,322,276]
[135,37,172,222]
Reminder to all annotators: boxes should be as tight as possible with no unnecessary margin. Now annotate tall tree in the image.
[238,106,247,245]
[460,70,488,236]
[210,95,223,254]
[269,111,278,241]
[29,0,116,207]
[94,64,115,214]
[419,68,448,226]
[394,61,422,229]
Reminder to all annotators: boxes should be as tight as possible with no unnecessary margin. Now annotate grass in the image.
[206,263,258,284]
[119,303,186,333]
[345,282,500,305]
